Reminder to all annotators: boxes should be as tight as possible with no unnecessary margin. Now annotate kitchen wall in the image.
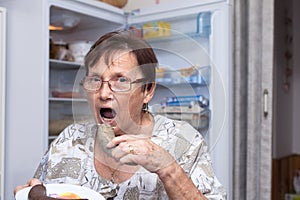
[274,0,300,158]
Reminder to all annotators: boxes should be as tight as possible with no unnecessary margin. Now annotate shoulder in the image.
[152,114,206,159]
[50,122,96,148]
[153,114,203,141]
[46,122,96,163]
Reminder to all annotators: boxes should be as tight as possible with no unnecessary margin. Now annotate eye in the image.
[116,77,130,83]
[88,76,101,82]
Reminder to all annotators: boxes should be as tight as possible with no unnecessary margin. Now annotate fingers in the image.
[105,134,175,172]
[106,134,149,148]
[110,139,159,168]
[128,145,136,155]
[111,142,137,161]
[111,143,139,166]
[14,178,42,196]
[14,185,28,196]
[27,178,42,186]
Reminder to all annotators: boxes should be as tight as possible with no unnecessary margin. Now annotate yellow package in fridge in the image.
[143,21,171,39]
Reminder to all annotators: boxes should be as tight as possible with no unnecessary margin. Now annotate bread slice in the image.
[96,123,115,156]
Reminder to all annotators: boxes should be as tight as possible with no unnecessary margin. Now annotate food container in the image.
[69,41,93,63]
[99,0,128,8]
[50,39,74,61]
[143,21,171,39]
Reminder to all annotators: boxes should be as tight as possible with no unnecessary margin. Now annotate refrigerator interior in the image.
[132,14,213,139]
[48,5,215,144]
[48,4,125,142]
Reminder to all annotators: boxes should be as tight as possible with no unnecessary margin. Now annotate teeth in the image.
[102,118,113,122]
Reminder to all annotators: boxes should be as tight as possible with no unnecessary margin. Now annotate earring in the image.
[142,103,149,113]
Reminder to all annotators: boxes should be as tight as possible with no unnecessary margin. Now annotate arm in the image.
[15,124,74,196]
[107,119,226,199]
[157,162,207,200]
[108,135,212,199]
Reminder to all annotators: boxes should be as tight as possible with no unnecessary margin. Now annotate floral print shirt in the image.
[34,115,226,199]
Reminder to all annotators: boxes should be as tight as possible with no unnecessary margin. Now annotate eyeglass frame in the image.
[81,76,147,92]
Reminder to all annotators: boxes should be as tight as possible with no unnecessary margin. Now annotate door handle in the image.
[263,89,268,117]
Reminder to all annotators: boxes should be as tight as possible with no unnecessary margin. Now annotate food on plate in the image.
[28,184,88,200]
[55,192,81,199]
[96,123,115,156]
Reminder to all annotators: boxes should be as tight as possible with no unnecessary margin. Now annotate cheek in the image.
[128,91,144,112]
[116,92,143,117]
[86,93,97,110]
[86,93,95,103]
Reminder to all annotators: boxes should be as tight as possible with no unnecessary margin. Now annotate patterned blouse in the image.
[34,115,226,199]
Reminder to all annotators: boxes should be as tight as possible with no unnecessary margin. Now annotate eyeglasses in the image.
[82,76,146,92]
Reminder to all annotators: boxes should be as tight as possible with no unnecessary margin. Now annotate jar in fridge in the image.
[69,41,93,63]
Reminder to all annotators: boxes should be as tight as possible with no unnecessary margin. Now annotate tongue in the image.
[101,108,115,119]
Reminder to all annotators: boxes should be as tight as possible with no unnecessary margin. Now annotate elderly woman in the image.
[15,31,226,199]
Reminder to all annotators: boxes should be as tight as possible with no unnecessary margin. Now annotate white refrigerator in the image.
[0,0,232,199]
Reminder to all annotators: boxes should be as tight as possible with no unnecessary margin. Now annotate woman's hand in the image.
[14,178,42,196]
[106,134,175,172]
[107,135,206,199]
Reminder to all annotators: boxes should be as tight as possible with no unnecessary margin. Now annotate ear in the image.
[143,82,156,104]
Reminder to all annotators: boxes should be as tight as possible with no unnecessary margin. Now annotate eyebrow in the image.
[88,71,128,78]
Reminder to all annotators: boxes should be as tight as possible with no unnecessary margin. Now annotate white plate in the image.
[15,183,105,200]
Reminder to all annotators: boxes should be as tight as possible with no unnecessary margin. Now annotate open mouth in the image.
[100,108,116,121]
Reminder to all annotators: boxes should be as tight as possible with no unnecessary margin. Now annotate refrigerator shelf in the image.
[50,59,82,70]
[144,31,210,43]
[49,97,87,102]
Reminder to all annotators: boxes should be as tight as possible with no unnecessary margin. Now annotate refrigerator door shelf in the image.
[151,104,205,114]
[156,65,211,86]
[142,31,211,43]
[152,108,210,130]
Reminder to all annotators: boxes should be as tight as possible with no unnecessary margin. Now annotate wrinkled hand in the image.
[14,178,42,196]
[106,135,175,173]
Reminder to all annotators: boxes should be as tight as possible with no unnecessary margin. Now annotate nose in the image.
[98,81,113,100]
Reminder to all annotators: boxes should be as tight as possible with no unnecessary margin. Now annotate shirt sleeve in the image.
[32,123,75,181]
[33,148,50,181]
[154,116,227,199]
[189,136,227,199]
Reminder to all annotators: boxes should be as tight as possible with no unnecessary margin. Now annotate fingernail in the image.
[106,141,114,148]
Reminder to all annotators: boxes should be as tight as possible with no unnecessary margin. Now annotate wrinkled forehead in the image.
[89,50,142,77]
[101,49,135,66]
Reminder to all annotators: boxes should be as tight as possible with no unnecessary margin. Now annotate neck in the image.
[117,112,154,137]
[94,154,139,184]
